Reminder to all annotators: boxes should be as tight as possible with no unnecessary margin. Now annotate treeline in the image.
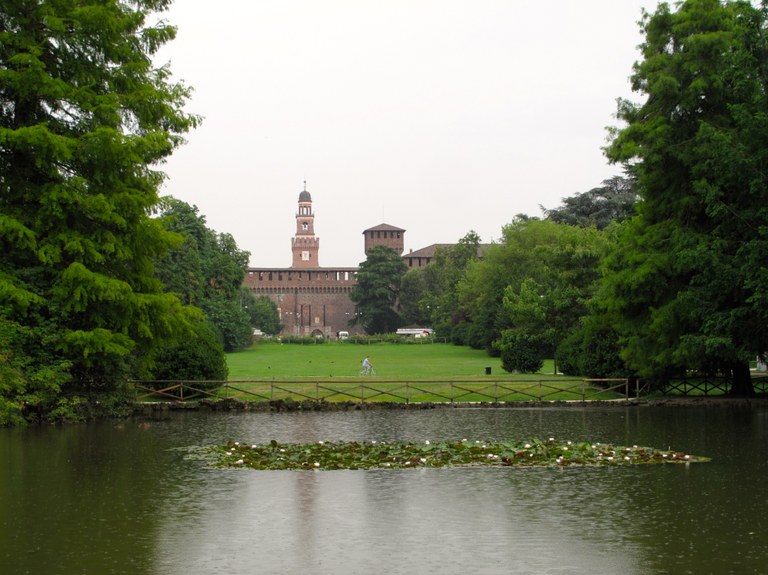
[363,0,768,398]
[374,176,637,379]
[3,0,766,425]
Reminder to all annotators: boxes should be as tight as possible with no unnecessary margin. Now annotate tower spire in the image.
[292,182,319,268]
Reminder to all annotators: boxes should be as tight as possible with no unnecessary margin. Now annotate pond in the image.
[1,405,766,574]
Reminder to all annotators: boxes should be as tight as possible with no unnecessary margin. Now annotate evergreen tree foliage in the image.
[604,0,768,395]
[542,175,638,230]
[0,1,199,404]
[350,245,408,334]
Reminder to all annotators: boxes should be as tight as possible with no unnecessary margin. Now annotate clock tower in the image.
[291,182,320,268]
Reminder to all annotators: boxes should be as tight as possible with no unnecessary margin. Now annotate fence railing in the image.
[129,378,638,404]
[662,374,768,396]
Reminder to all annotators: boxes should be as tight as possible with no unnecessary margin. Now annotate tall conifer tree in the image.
[0,1,199,391]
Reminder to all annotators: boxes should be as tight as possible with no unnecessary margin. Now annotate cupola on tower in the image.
[291,182,320,268]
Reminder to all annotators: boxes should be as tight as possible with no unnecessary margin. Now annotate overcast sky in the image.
[155,0,660,268]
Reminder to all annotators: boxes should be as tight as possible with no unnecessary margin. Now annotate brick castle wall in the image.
[244,267,361,337]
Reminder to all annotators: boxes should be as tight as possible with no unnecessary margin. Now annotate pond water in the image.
[1,406,766,575]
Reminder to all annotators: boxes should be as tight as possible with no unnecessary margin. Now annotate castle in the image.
[243,184,436,338]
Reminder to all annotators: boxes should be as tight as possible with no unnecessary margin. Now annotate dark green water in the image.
[1,406,766,574]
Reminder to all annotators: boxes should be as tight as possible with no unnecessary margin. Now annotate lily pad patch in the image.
[209,438,710,470]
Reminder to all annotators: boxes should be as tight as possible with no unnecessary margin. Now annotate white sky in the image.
[155,0,660,268]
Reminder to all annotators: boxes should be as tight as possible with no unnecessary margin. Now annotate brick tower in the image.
[291,182,320,268]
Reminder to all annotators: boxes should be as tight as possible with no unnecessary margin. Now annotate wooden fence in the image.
[129,378,639,404]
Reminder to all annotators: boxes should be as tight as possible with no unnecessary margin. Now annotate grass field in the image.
[214,341,630,403]
[226,340,535,380]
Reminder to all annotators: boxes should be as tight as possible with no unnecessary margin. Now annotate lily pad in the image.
[209,438,710,470]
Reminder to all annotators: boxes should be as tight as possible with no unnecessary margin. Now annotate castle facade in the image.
[243,184,408,337]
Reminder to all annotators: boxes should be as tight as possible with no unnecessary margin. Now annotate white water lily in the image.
[313,462,320,467]
[235,459,244,465]
[524,443,531,448]
[318,441,324,445]
[420,458,427,463]
[624,456,630,461]
[425,440,430,445]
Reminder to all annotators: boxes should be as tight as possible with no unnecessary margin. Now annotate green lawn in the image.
[226,340,554,380]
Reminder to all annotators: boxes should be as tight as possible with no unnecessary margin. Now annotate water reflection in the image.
[1,407,766,575]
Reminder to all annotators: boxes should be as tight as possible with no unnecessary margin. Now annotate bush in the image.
[151,321,228,383]
[557,323,631,379]
[496,330,546,374]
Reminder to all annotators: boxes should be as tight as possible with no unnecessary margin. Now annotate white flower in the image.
[234,442,239,446]
[279,448,285,453]
[425,440,430,445]
[549,437,555,442]
[567,441,572,446]
[462,439,468,442]
[524,443,531,449]
[624,456,630,461]
[563,447,568,451]
[420,458,427,463]
[318,441,324,445]
[235,459,244,465]
[607,456,614,461]
[313,462,320,467]
[405,461,411,465]
[684,454,690,459]
[371,440,377,444]
[251,445,257,449]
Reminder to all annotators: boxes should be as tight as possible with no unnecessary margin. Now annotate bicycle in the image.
[359,366,375,376]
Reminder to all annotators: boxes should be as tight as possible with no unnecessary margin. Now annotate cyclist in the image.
[361,356,373,375]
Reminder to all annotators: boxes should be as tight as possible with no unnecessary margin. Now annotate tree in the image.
[244,292,282,336]
[542,175,638,230]
[398,268,430,326]
[604,0,768,395]
[155,199,252,352]
[419,231,482,339]
[459,219,608,359]
[349,245,408,334]
[0,1,199,400]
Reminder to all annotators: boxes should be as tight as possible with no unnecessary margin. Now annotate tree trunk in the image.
[730,362,755,397]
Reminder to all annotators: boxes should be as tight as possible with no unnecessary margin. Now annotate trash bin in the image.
[485,367,492,375]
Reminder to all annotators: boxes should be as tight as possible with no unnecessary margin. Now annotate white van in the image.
[338,331,350,340]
